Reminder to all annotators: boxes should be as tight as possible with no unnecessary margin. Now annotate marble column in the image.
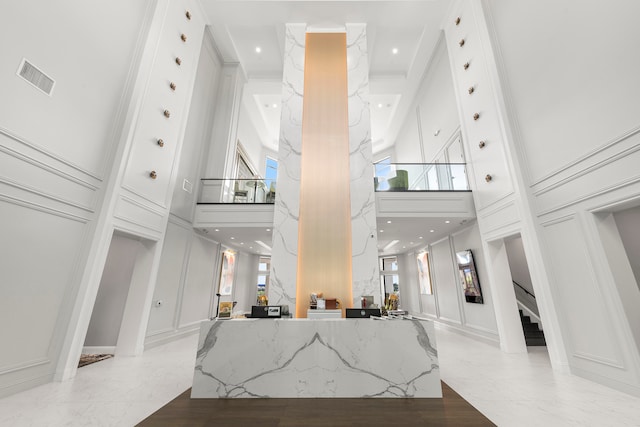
[268,24,306,309]
[269,24,381,313]
[347,24,381,307]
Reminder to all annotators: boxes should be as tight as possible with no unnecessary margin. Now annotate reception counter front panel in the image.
[191,318,441,398]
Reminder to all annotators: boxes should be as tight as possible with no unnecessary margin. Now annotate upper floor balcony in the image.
[194,164,475,255]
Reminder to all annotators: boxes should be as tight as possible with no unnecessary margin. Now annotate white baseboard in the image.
[82,346,115,355]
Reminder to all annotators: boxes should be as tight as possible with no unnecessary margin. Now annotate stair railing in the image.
[513,280,535,299]
[516,301,543,331]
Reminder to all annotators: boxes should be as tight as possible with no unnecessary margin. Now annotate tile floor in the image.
[1,326,640,426]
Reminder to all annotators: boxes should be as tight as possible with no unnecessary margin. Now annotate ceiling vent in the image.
[17,59,55,96]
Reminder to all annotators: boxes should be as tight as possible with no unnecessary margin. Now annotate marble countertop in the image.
[192,317,441,398]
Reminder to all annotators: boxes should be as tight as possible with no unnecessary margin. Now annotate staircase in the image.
[519,310,546,346]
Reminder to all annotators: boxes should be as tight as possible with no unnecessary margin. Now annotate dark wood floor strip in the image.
[137,381,496,427]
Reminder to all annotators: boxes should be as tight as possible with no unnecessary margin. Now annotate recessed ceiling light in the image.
[378,103,383,108]
[386,220,392,224]
[266,228,271,232]
[255,46,261,53]
[410,242,414,244]
[419,236,423,239]
[249,246,253,249]
[430,230,435,233]
[445,220,451,224]
[392,48,398,55]
[214,229,220,232]
[240,242,244,245]
[230,237,235,239]
[402,246,406,249]
[379,229,384,232]
[272,103,277,108]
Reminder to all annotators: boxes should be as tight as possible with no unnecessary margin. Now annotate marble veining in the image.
[191,318,442,398]
[269,24,307,307]
[347,24,381,305]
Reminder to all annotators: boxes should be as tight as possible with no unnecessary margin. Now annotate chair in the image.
[266,182,276,203]
[387,170,408,191]
[233,180,248,202]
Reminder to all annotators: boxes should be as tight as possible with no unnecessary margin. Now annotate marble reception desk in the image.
[191,318,441,398]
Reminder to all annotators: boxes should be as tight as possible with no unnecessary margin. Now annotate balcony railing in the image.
[199,178,276,204]
[198,163,468,204]
[374,163,469,191]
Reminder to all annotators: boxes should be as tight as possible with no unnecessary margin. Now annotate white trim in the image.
[81,346,115,355]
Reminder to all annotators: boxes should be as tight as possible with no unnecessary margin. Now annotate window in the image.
[379,256,399,310]
[256,256,271,305]
[265,157,278,188]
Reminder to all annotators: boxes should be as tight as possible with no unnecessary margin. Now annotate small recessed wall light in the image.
[445,220,450,224]
[230,237,235,240]
[430,229,435,233]
[392,48,398,55]
[387,220,392,224]
[266,228,271,232]
[380,229,384,232]
[255,46,262,53]
[214,229,220,232]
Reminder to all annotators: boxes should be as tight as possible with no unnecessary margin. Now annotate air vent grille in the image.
[17,59,55,95]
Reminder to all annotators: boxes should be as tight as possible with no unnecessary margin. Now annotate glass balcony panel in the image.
[198,178,275,204]
[374,163,469,192]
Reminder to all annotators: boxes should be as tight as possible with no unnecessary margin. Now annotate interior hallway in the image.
[1,326,639,426]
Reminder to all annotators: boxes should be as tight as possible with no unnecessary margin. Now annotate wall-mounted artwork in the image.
[456,249,483,304]
[218,250,236,296]
[416,251,433,295]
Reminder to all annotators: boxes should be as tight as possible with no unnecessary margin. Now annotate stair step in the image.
[524,330,545,338]
[526,337,547,346]
[522,323,541,332]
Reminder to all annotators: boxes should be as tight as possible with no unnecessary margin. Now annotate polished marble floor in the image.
[1,326,640,426]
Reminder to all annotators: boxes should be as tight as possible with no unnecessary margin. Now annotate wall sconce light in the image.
[157,138,165,147]
[150,171,158,179]
[478,140,486,149]
[485,174,492,182]
[468,86,474,94]
[463,62,470,70]
[185,10,192,20]
[175,57,182,66]
[473,113,480,121]
[459,39,465,47]
[181,34,187,42]
[170,82,176,91]
[163,109,171,118]
[455,17,461,25]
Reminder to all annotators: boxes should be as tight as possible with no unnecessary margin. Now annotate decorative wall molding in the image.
[537,174,640,218]
[532,124,640,191]
[0,358,50,376]
[0,192,89,224]
[0,126,103,182]
[0,177,94,219]
[539,213,575,228]
[574,352,625,370]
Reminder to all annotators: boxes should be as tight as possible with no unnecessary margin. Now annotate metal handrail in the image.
[513,280,535,299]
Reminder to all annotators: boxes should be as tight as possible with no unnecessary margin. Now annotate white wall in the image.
[84,233,141,348]
[236,104,264,175]
[233,252,260,313]
[146,29,224,347]
[614,206,640,289]
[0,0,152,397]
[483,0,640,393]
[394,38,461,164]
[402,222,499,343]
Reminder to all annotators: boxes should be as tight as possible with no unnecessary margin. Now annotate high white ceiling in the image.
[200,0,451,152]
[197,1,464,256]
